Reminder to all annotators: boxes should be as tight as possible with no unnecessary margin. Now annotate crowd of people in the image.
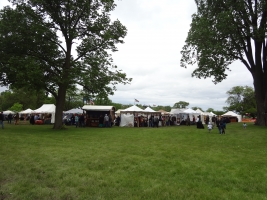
[196,115,229,134]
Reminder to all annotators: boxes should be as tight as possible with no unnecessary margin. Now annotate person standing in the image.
[0,112,4,129]
[75,114,79,128]
[243,122,247,129]
[153,116,159,128]
[8,113,12,124]
[211,115,216,128]
[186,116,190,126]
[104,114,109,127]
[99,115,104,127]
[14,113,19,125]
[108,114,112,127]
[207,122,212,133]
[79,114,85,127]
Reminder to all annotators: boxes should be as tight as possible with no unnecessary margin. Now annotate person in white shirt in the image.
[208,122,212,133]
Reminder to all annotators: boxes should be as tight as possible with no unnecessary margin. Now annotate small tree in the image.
[10,102,23,112]
[173,101,189,109]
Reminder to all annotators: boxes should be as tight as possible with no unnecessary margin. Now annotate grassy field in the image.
[0,122,266,200]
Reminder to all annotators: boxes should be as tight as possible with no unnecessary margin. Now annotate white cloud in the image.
[0,0,254,111]
[108,0,253,110]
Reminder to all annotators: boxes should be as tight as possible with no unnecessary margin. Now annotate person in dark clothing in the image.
[30,114,35,125]
[0,112,4,129]
[8,113,12,124]
[205,115,210,125]
[99,115,104,127]
[79,114,85,127]
[196,115,204,129]
[115,116,121,126]
[153,116,159,128]
[211,115,216,128]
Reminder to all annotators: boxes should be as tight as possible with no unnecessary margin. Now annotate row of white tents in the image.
[3,104,56,123]
[118,106,242,127]
[2,104,242,126]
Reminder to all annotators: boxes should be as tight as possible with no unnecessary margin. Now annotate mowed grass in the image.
[0,122,267,200]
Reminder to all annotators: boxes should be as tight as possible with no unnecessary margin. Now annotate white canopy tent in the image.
[120,114,134,127]
[120,105,161,127]
[33,104,56,123]
[122,105,144,112]
[222,111,242,122]
[64,108,83,114]
[144,107,155,112]
[3,110,15,115]
[182,108,200,122]
[115,109,124,115]
[19,108,33,114]
[170,109,185,114]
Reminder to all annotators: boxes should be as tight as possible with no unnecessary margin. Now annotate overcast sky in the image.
[0,0,254,111]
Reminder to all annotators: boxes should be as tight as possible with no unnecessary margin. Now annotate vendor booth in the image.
[33,104,56,124]
[82,105,115,127]
[120,105,161,127]
[222,111,241,122]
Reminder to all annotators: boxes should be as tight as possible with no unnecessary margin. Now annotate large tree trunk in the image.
[253,72,267,126]
[53,86,67,129]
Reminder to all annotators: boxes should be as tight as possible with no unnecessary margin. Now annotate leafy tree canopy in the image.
[0,0,131,128]
[10,102,23,112]
[224,86,256,117]
[173,101,189,109]
[181,0,267,126]
[206,108,214,112]
[191,106,203,111]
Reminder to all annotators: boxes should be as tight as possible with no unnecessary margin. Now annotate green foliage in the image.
[9,102,23,112]
[192,106,203,111]
[181,0,267,125]
[206,108,214,112]
[225,86,256,116]
[0,88,53,110]
[173,101,189,108]
[0,0,131,128]
[155,105,172,112]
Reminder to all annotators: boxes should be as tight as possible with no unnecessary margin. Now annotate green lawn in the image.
[0,122,266,200]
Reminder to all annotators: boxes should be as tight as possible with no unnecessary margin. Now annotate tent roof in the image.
[222,111,240,117]
[210,112,217,116]
[82,105,115,111]
[33,104,56,113]
[170,108,185,114]
[120,105,162,115]
[195,109,203,114]
[183,108,199,114]
[144,107,155,112]
[122,105,144,112]
[64,108,83,114]
[115,109,124,114]
[19,108,33,114]
[3,110,15,115]
[157,109,170,115]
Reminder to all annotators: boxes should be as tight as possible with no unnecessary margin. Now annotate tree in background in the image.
[224,86,256,117]
[9,102,23,112]
[0,88,54,111]
[181,0,267,126]
[191,106,203,111]
[173,101,189,109]
[0,0,131,129]
[206,108,215,113]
